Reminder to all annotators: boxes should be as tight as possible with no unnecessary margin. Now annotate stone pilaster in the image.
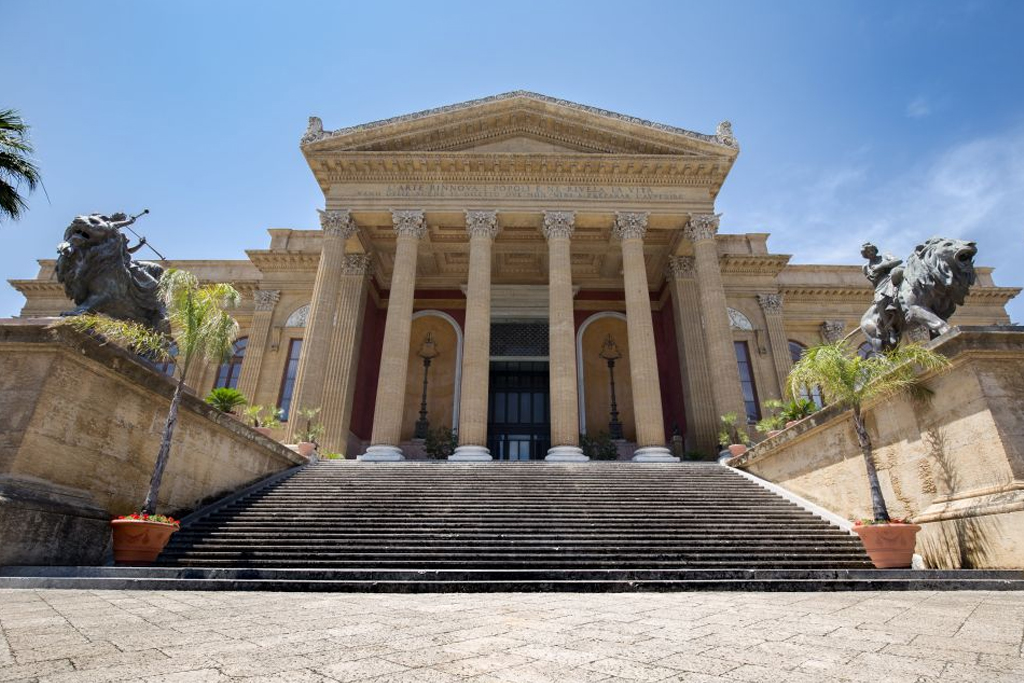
[685,214,747,426]
[614,212,677,462]
[543,211,587,462]
[287,210,356,441]
[451,210,499,461]
[667,257,719,455]
[361,210,427,461]
[319,254,371,454]
[235,289,280,403]
[757,293,793,396]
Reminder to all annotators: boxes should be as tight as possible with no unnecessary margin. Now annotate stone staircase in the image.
[3,461,1023,591]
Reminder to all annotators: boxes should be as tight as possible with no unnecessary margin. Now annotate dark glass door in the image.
[487,361,550,460]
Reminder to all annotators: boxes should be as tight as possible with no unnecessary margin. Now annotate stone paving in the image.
[0,590,1022,682]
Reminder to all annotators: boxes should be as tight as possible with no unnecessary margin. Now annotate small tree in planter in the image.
[718,412,753,456]
[755,399,788,438]
[242,405,283,436]
[205,387,247,414]
[293,407,324,457]
[423,426,458,460]
[56,269,240,563]
[787,339,950,567]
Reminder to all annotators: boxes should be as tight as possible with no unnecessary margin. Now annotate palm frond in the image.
[52,314,170,360]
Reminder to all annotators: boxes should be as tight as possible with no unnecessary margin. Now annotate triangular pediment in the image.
[301,91,738,158]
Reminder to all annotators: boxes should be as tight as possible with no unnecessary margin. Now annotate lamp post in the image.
[599,334,624,440]
[414,332,439,439]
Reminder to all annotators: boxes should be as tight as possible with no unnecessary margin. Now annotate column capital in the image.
[757,293,784,315]
[392,209,426,238]
[667,256,696,279]
[542,211,576,240]
[684,213,721,243]
[341,253,372,276]
[253,289,281,312]
[318,209,356,239]
[465,210,500,239]
[613,211,649,241]
[821,319,846,343]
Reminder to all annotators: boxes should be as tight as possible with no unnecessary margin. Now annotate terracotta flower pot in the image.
[110,520,178,565]
[727,444,748,457]
[296,441,316,457]
[853,523,922,568]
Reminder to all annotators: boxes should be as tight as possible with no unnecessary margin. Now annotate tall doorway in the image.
[487,361,550,460]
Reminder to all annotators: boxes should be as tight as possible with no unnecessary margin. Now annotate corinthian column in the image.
[451,210,499,461]
[667,257,718,455]
[757,293,793,395]
[686,214,747,423]
[288,210,356,441]
[360,210,426,461]
[614,212,677,462]
[235,289,279,403]
[543,211,587,462]
[319,254,371,454]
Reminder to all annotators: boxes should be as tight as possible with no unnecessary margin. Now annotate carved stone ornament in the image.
[253,289,281,312]
[301,116,329,145]
[542,211,576,240]
[728,307,754,331]
[318,209,355,239]
[613,212,649,241]
[684,213,721,243]
[465,210,500,239]
[820,320,845,343]
[285,304,309,328]
[341,253,372,275]
[757,293,784,315]
[392,209,427,239]
[667,256,696,279]
[716,120,738,148]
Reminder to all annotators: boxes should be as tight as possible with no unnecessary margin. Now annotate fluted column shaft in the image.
[288,210,355,441]
[362,210,426,461]
[667,258,718,455]
[758,293,793,396]
[615,212,677,462]
[452,211,499,461]
[235,289,279,402]
[319,255,371,454]
[544,212,587,461]
[687,214,747,422]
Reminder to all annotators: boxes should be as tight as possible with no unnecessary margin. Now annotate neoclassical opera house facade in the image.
[12,92,1017,461]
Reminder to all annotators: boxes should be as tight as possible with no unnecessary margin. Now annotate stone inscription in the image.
[335,183,695,202]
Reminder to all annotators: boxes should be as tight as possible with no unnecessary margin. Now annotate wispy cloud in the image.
[723,126,1024,319]
[906,96,932,119]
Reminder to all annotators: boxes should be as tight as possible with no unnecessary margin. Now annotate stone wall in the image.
[0,320,306,566]
[729,326,1024,569]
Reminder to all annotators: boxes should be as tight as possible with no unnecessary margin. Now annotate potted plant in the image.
[755,399,787,438]
[423,426,458,460]
[205,387,247,415]
[110,513,180,565]
[242,405,283,437]
[293,407,324,457]
[719,412,753,456]
[787,339,950,568]
[782,397,818,428]
[580,431,619,461]
[57,269,240,564]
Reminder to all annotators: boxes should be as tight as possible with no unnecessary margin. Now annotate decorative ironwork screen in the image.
[490,321,549,357]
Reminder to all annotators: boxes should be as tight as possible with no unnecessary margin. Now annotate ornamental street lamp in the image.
[413,332,440,439]
[599,334,624,440]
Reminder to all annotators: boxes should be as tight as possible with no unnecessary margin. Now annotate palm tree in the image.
[58,269,240,514]
[786,340,950,522]
[0,109,42,222]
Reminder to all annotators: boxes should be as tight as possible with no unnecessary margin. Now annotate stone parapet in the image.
[729,326,1024,569]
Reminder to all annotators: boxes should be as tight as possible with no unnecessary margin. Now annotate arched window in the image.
[153,343,177,377]
[789,340,824,407]
[215,338,247,389]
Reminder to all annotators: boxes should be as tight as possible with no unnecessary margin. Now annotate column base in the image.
[449,445,492,462]
[357,445,405,462]
[632,446,680,463]
[545,446,589,462]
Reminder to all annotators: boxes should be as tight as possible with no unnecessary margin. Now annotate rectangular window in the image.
[734,341,761,423]
[277,338,303,421]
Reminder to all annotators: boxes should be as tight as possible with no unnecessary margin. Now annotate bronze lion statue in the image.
[860,236,977,352]
[55,213,169,333]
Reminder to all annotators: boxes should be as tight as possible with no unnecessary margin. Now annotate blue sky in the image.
[4,0,1023,320]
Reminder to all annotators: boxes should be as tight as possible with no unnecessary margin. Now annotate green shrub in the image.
[580,432,619,460]
[294,407,324,445]
[205,387,248,414]
[718,413,752,446]
[242,405,283,430]
[424,426,458,460]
